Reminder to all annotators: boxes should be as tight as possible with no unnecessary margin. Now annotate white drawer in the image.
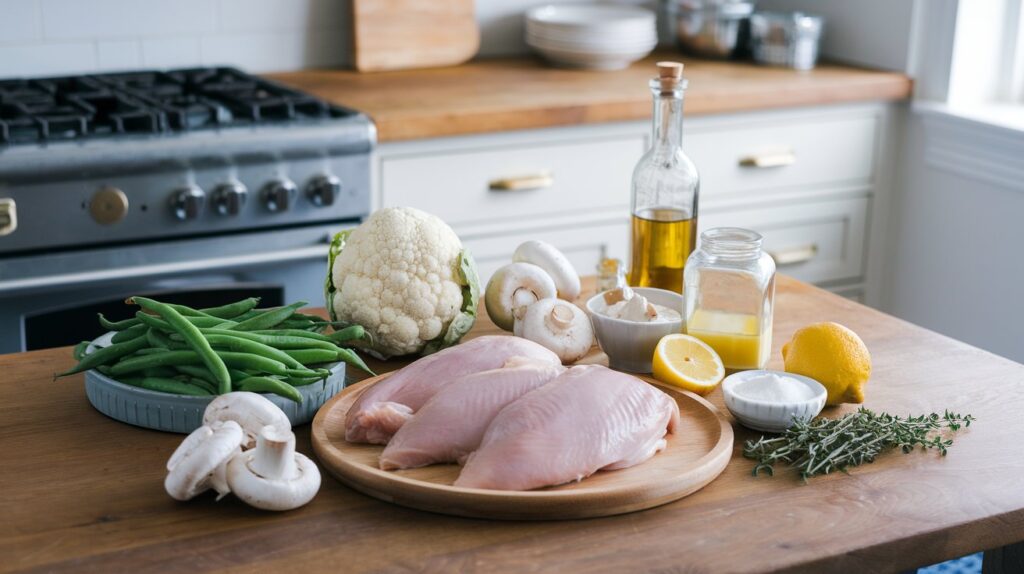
[685,114,877,201]
[464,218,629,287]
[701,197,869,285]
[380,135,643,231]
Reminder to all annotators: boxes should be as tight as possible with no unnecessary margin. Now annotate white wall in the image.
[883,112,1024,363]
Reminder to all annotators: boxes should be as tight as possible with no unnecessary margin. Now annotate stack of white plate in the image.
[526,4,658,70]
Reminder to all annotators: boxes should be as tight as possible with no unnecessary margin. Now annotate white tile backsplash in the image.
[96,39,142,71]
[142,37,202,68]
[0,0,42,44]
[0,42,96,76]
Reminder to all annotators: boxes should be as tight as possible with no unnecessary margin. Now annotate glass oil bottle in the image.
[627,61,700,294]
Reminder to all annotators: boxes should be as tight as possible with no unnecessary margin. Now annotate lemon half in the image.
[652,334,726,395]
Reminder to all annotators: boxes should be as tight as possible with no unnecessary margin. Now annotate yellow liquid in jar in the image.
[686,309,769,370]
[628,208,697,293]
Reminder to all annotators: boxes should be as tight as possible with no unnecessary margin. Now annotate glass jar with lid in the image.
[683,227,775,370]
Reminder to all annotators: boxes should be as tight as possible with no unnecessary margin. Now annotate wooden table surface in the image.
[3,276,1022,573]
[267,53,912,142]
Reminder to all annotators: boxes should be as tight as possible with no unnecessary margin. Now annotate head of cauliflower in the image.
[326,207,480,358]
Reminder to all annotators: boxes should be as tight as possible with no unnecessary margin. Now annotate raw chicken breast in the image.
[345,336,561,444]
[455,365,680,491]
[379,358,565,470]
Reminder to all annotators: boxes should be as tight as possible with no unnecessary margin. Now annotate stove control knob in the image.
[170,186,206,221]
[211,182,248,216]
[306,174,342,207]
[90,186,129,225]
[261,179,297,213]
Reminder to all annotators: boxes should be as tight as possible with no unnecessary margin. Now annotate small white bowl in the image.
[721,370,827,432]
[586,287,683,373]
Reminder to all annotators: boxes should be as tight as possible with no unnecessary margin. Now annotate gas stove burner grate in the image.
[0,67,355,146]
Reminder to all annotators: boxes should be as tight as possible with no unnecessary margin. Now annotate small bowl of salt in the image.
[722,370,827,432]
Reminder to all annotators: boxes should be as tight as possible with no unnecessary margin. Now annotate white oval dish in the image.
[82,331,347,434]
[586,287,683,373]
[721,370,827,432]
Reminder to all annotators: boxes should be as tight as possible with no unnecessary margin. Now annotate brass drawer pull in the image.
[768,243,818,266]
[0,198,16,237]
[488,172,554,192]
[739,150,796,168]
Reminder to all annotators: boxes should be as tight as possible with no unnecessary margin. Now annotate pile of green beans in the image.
[58,296,375,403]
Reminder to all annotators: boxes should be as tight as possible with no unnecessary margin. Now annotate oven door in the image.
[0,223,348,353]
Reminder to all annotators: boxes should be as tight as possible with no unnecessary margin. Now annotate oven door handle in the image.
[0,244,329,296]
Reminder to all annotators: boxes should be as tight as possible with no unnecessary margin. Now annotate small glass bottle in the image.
[628,61,700,294]
[596,257,627,293]
[683,227,776,370]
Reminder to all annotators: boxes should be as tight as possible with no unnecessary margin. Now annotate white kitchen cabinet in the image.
[377,103,892,297]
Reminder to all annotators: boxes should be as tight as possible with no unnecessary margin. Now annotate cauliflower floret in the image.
[327,207,479,358]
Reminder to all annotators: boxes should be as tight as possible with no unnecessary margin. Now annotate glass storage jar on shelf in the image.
[627,61,700,293]
[683,227,776,370]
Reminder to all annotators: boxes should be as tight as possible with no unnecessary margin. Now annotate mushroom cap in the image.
[484,262,557,331]
[515,299,594,364]
[203,391,291,449]
[165,420,244,501]
[513,240,581,301]
[226,451,321,511]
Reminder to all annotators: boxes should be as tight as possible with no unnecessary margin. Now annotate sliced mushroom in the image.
[204,391,291,449]
[514,298,594,364]
[513,240,581,301]
[484,262,557,331]
[165,420,244,501]
[226,426,321,511]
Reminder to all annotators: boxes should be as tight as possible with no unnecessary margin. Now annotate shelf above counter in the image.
[267,53,912,143]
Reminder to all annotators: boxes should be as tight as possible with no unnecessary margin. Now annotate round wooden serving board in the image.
[311,373,734,520]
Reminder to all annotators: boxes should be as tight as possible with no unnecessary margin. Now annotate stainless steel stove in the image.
[0,67,375,353]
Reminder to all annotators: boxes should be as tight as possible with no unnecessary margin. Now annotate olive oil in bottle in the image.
[627,62,700,293]
[629,208,697,291]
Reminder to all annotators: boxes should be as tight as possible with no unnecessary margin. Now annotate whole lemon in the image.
[781,322,871,406]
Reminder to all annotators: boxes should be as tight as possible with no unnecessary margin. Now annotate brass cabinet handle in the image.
[488,172,554,192]
[0,198,16,237]
[768,243,818,266]
[739,150,796,168]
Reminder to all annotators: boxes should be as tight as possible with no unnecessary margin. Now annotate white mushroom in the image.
[484,262,557,331]
[204,391,291,449]
[513,240,581,301]
[514,299,594,364]
[226,426,321,511]
[165,420,244,501]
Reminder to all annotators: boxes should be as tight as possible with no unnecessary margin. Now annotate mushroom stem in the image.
[250,426,299,481]
[546,304,575,330]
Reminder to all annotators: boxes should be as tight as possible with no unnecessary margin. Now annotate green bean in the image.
[72,341,91,361]
[142,366,179,378]
[337,347,376,375]
[285,376,327,387]
[135,312,236,331]
[229,368,251,383]
[146,327,173,349]
[163,304,214,318]
[128,297,231,394]
[284,367,329,380]
[281,348,341,365]
[328,325,366,343]
[201,328,338,351]
[236,376,302,403]
[228,301,307,331]
[119,376,212,396]
[252,329,335,342]
[175,365,216,384]
[200,297,261,319]
[57,335,149,378]
[111,350,288,377]
[184,376,218,394]
[98,313,141,331]
[135,348,171,356]
[202,334,303,369]
[111,323,148,343]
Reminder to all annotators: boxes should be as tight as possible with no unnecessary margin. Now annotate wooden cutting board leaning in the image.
[352,0,480,72]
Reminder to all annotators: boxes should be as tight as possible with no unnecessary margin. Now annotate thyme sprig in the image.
[743,408,975,480]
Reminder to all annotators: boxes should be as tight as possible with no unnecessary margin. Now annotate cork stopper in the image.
[657,61,684,93]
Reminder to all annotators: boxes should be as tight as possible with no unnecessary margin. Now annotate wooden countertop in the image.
[267,54,912,142]
[3,276,1023,572]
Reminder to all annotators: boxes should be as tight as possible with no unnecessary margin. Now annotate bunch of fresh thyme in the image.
[743,407,975,480]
